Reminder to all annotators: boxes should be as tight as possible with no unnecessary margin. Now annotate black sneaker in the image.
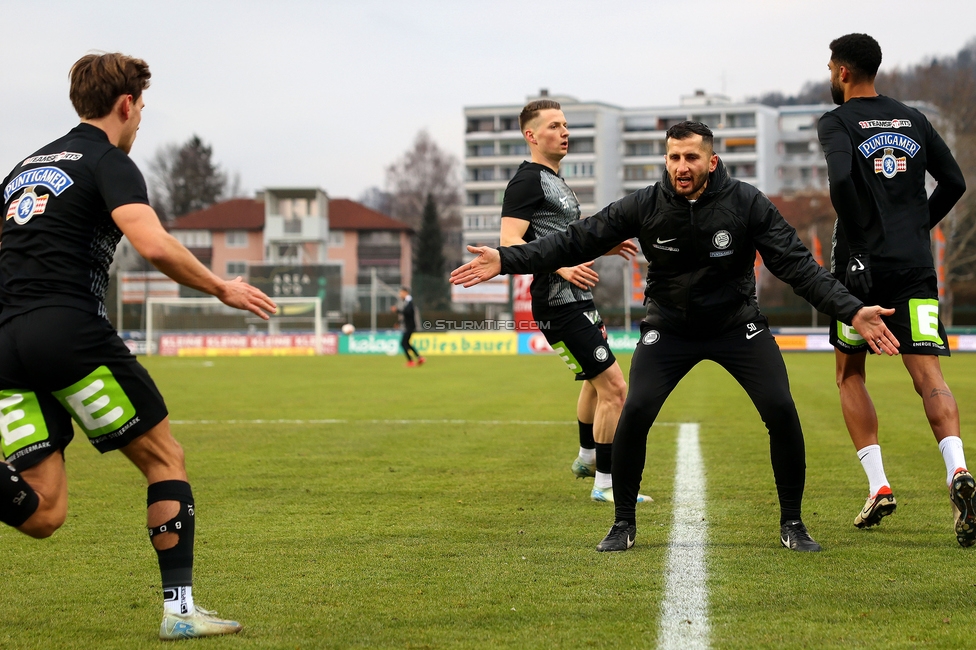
[949,469,976,548]
[596,520,636,552]
[780,520,822,552]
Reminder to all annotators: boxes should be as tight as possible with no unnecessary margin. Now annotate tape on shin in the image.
[1,464,39,527]
[147,480,195,588]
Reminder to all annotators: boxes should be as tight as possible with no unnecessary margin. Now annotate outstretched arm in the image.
[499,188,647,276]
[113,203,277,319]
[501,217,599,289]
[451,246,502,287]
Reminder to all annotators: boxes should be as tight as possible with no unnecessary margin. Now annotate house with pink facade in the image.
[169,192,413,313]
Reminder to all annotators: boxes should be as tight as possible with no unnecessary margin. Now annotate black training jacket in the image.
[499,159,864,337]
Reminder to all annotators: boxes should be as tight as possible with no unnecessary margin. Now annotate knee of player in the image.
[19,506,66,539]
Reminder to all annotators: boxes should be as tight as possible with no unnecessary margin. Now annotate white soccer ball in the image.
[341,323,355,335]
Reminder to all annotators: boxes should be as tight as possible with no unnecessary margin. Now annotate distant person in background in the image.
[819,33,971,545]
[394,286,424,366]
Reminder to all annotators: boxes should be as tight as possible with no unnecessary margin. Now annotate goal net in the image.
[145,296,326,356]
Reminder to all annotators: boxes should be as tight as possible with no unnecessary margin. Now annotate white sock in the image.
[857,445,890,496]
[578,447,595,464]
[938,436,968,487]
[163,585,194,616]
[594,471,612,489]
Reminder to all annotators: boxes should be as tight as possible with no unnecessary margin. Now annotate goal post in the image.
[145,296,323,356]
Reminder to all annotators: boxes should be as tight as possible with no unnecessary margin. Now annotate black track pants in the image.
[612,321,806,525]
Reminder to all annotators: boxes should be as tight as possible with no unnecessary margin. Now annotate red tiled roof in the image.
[170,198,265,230]
[328,199,413,232]
[168,197,412,233]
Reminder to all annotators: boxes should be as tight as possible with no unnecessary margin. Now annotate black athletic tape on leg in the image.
[146,480,195,588]
[0,464,40,527]
[578,420,595,450]
[595,443,613,475]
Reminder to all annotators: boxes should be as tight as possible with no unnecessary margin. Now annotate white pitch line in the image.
[658,422,710,650]
[168,418,680,427]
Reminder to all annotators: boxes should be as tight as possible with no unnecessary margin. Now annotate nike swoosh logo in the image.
[781,535,791,548]
[851,259,865,271]
[626,535,634,548]
[656,237,677,244]
[746,329,764,339]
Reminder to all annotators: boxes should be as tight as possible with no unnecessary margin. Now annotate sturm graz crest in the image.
[712,230,731,249]
[641,330,660,345]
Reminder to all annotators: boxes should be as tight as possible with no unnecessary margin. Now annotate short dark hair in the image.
[665,121,714,152]
[69,52,151,120]
[519,99,562,132]
[829,33,882,80]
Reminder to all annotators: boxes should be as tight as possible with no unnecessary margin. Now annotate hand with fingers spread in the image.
[556,261,599,290]
[851,305,900,355]
[450,245,502,287]
[216,277,277,320]
[606,240,639,260]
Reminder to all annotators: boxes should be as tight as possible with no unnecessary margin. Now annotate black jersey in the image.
[0,124,150,323]
[818,96,964,272]
[501,161,591,316]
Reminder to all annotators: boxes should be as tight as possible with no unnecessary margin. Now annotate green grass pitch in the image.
[1,352,974,648]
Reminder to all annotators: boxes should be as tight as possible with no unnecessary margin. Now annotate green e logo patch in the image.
[53,366,136,438]
[550,341,581,373]
[0,390,49,458]
[909,299,943,345]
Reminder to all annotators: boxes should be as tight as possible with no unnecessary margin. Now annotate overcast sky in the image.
[2,0,974,201]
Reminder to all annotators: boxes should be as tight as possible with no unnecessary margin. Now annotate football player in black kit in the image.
[501,99,649,504]
[453,121,899,552]
[0,53,277,638]
[819,34,972,546]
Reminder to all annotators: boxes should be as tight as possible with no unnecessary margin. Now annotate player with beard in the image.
[453,121,899,552]
[500,99,649,503]
[819,33,971,545]
[0,53,276,638]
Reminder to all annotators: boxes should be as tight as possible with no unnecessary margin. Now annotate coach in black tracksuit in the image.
[451,121,897,553]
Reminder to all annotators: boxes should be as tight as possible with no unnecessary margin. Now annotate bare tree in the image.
[385,131,463,270]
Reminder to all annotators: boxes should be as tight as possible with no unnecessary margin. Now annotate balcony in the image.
[265,215,328,243]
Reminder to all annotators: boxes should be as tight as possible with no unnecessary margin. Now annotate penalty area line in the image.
[658,422,710,650]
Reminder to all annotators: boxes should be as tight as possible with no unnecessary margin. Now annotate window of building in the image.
[691,114,721,128]
[225,230,248,248]
[568,138,595,154]
[572,188,595,204]
[464,214,501,231]
[466,117,495,133]
[725,113,756,128]
[501,167,519,180]
[468,143,495,157]
[328,230,345,247]
[562,163,594,178]
[500,116,519,131]
[226,261,247,276]
[467,191,498,206]
[725,137,756,153]
[173,229,212,248]
[467,167,495,181]
[625,140,664,156]
[500,142,528,156]
[784,141,811,154]
[727,163,757,178]
[624,165,659,181]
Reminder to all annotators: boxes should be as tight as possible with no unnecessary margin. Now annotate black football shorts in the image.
[0,306,168,469]
[831,268,949,356]
[537,301,616,381]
